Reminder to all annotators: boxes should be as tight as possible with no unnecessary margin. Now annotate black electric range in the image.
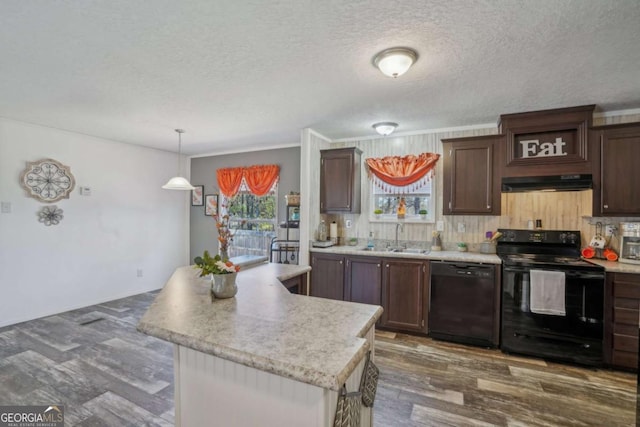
[497,229,605,366]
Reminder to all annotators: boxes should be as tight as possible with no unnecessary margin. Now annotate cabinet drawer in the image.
[614,281,640,299]
[612,350,638,370]
[614,297,640,310]
[614,322,639,337]
[614,307,640,326]
[613,333,638,352]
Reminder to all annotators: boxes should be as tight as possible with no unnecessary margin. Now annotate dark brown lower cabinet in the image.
[281,273,308,295]
[380,258,429,333]
[605,273,640,370]
[345,256,382,306]
[310,253,344,300]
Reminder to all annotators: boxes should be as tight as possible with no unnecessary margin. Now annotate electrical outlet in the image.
[605,225,616,236]
[436,221,444,231]
[0,201,11,213]
[457,222,466,233]
[345,219,352,229]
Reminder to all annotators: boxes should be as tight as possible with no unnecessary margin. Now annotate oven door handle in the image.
[503,266,603,280]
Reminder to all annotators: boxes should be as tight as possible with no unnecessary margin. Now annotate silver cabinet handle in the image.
[377,264,381,268]
[603,204,608,209]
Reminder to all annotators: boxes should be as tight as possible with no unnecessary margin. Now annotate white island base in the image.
[173,327,375,427]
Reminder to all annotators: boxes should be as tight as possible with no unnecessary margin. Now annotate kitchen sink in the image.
[404,248,429,254]
[357,247,429,254]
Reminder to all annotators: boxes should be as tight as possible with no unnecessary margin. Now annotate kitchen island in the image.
[137,262,383,427]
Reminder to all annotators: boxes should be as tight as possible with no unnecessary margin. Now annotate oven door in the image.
[501,265,604,366]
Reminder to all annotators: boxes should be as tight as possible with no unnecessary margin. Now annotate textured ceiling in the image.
[1,0,639,155]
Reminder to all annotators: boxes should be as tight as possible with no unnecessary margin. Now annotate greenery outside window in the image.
[221,182,277,257]
[371,179,434,223]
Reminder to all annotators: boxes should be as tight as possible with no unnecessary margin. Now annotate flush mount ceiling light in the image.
[373,47,418,78]
[162,129,195,190]
[372,122,398,136]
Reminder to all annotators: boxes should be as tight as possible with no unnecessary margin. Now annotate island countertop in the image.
[137,263,383,391]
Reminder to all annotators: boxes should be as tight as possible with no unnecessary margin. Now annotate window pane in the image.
[371,178,434,221]
[221,186,278,257]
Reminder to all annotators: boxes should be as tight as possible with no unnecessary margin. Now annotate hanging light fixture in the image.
[162,129,195,190]
[372,122,398,136]
[373,47,418,78]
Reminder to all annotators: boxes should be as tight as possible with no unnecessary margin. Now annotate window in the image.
[371,179,435,223]
[221,181,277,257]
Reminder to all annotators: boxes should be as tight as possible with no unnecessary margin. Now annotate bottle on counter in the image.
[317,220,327,241]
[367,231,375,249]
[431,231,442,251]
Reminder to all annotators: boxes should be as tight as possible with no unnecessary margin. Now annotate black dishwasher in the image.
[429,261,498,347]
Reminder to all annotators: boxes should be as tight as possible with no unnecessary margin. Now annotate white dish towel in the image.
[529,269,566,316]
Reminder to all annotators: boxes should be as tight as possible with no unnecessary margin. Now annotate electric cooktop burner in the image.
[503,254,598,268]
[496,229,603,271]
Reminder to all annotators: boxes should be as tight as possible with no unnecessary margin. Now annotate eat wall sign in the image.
[499,105,595,177]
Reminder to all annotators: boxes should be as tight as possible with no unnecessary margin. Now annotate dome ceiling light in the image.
[162,129,195,190]
[372,122,398,136]
[373,47,418,78]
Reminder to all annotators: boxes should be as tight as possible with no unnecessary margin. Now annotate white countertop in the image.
[137,263,382,391]
[310,245,502,264]
[584,259,640,274]
[311,246,640,274]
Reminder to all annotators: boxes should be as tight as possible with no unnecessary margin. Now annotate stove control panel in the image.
[497,229,581,246]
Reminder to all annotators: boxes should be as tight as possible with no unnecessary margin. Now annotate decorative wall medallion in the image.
[38,205,64,226]
[20,158,76,203]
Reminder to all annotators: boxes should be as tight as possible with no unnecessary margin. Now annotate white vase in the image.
[211,272,238,298]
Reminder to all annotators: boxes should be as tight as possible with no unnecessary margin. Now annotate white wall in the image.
[0,118,189,327]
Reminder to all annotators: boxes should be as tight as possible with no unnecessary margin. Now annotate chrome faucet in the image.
[395,222,404,248]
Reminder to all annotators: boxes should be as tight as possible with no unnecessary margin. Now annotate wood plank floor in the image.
[0,291,636,426]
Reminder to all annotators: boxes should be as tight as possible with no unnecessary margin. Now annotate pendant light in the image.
[372,122,398,136]
[162,129,195,190]
[373,47,418,78]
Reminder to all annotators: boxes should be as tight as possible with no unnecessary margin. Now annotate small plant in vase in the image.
[373,209,383,219]
[419,209,428,220]
[194,250,240,298]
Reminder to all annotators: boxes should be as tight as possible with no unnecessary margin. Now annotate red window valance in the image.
[216,164,280,197]
[216,167,245,197]
[365,153,440,193]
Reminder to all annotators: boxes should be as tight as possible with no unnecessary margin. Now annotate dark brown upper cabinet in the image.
[590,122,640,216]
[320,147,362,213]
[498,105,595,177]
[442,135,503,215]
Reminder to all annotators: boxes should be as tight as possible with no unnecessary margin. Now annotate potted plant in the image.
[419,209,428,220]
[457,242,468,252]
[374,208,383,219]
[194,250,240,298]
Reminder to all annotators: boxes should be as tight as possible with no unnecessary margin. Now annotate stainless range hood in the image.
[501,174,593,192]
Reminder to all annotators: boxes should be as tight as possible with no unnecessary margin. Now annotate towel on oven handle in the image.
[529,269,566,316]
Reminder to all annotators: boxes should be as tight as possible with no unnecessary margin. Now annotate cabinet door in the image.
[605,273,640,370]
[381,258,428,333]
[310,254,345,300]
[320,148,362,213]
[592,123,640,216]
[442,135,503,215]
[345,256,382,306]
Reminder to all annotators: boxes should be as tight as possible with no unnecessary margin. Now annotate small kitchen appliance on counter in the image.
[497,229,605,366]
[619,222,640,265]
